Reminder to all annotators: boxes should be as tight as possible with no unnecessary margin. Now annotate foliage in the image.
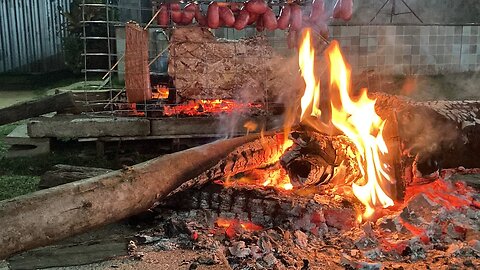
[0,175,40,201]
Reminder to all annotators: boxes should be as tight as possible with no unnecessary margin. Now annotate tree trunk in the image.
[0,92,78,125]
[0,135,262,259]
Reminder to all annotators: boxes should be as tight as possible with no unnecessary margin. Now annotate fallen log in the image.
[0,92,78,126]
[39,164,113,189]
[0,134,264,259]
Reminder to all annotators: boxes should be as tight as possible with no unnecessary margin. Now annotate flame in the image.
[163,99,261,116]
[152,85,169,99]
[298,29,394,221]
[299,30,321,121]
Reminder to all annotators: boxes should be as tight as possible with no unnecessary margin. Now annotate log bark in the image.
[372,92,480,178]
[0,135,261,259]
[0,92,77,125]
[39,165,113,189]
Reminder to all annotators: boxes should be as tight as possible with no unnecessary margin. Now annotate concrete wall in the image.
[331,24,480,75]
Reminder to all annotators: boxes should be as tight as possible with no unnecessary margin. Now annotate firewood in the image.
[280,128,361,188]
[372,92,480,178]
[168,133,286,195]
[0,135,262,259]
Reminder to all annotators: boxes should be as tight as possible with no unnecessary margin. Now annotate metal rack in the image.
[81,0,119,87]
[78,0,327,119]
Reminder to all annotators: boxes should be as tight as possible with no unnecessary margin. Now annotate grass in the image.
[0,123,40,201]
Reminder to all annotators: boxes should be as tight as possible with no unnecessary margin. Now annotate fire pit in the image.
[127,29,480,269]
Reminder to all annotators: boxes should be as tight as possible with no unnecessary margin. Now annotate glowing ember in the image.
[298,29,394,221]
[152,85,169,99]
[216,218,263,238]
[163,99,261,117]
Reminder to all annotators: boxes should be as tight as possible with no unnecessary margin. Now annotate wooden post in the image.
[125,22,152,103]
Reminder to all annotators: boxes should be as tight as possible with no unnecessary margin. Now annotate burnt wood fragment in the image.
[280,128,361,188]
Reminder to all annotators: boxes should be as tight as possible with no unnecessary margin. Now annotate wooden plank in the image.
[0,92,77,126]
[125,22,151,103]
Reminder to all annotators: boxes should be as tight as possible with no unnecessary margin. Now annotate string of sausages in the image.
[156,0,353,48]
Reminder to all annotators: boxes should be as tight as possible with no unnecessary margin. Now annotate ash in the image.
[131,172,480,270]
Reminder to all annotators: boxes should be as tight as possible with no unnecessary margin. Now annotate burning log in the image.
[279,128,361,188]
[168,133,288,195]
[0,135,265,259]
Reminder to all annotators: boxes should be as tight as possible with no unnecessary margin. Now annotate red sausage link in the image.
[245,0,268,15]
[289,4,302,31]
[207,2,220,28]
[309,0,324,23]
[262,7,277,30]
[342,0,353,21]
[195,6,207,26]
[157,4,169,27]
[181,3,197,25]
[247,12,259,25]
[219,6,235,27]
[234,9,250,30]
[170,3,183,24]
[276,5,291,30]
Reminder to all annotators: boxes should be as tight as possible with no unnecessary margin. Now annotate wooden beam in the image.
[0,92,77,126]
[125,22,151,103]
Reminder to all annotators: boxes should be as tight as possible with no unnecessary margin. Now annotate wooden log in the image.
[39,165,113,189]
[0,135,262,259]
[0,92,77,126]
[372,92,480,179]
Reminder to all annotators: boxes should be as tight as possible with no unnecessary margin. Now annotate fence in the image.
[0,0,70,73]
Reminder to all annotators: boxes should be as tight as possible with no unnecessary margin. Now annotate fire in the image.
[298,29,394,221]
[163,99,261,116]
[216,218,263,238]
[299,30,321,120]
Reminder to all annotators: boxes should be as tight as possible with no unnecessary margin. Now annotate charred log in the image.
[280,128,361,188]
[169,133,286,195]
[161,182,357,231]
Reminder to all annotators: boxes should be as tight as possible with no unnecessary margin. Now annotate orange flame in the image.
[299,30,322,121]
[298,29,394,221]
